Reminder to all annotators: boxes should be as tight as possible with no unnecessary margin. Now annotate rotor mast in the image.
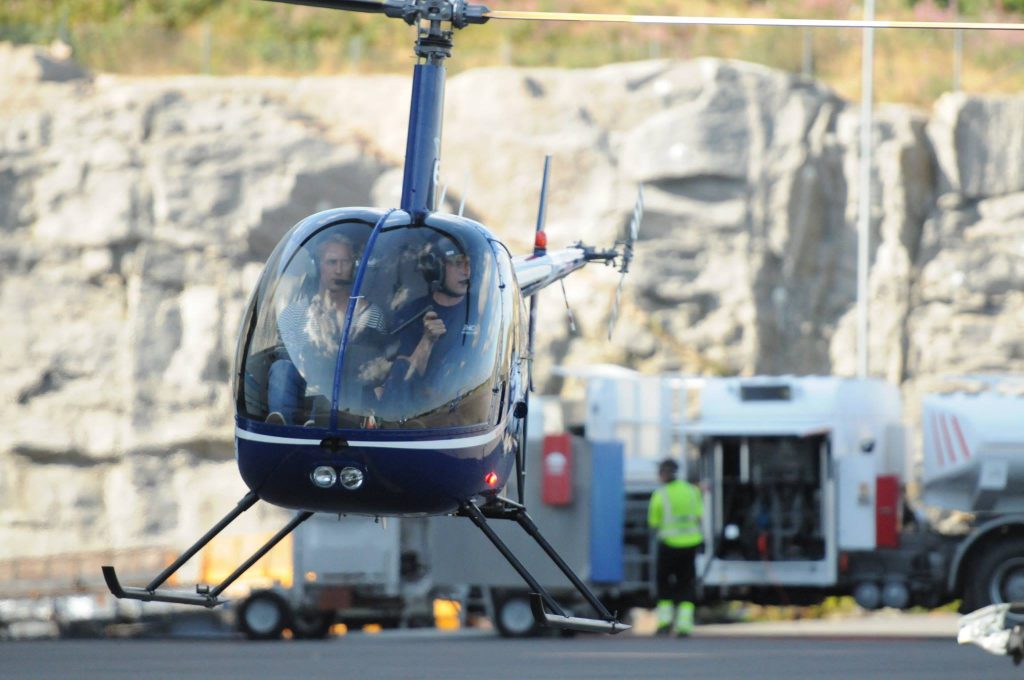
[393,0,488,217]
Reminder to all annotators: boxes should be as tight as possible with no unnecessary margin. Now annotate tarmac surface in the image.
[3,613,1021,680]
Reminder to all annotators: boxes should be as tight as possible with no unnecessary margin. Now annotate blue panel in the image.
[589,440,624,584]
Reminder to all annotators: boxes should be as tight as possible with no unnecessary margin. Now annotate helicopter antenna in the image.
[457,167,471,217]
[438,183,448,210]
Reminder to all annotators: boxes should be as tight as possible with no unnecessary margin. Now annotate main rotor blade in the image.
[486,10,1024,32]
[262,0,389,15]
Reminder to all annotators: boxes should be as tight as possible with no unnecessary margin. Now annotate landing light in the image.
[339,467,365,490]
[485,472,498,487]
[311,466,337,488]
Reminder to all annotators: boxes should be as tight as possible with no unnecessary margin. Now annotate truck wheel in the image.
[238,591,290,640]
[964,538,1024,612]
[493,592,541,638]
[291,610,334,639]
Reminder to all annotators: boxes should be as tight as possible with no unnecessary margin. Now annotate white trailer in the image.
[234,514,434,640]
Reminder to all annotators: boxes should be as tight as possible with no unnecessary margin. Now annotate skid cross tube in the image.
[459,499,630,634]
[102,493,312,609]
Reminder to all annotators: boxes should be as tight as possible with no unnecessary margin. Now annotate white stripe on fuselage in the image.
[235,424,504,449]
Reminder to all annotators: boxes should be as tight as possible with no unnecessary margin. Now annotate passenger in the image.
[267,233,386,425]
[384,237,474,405]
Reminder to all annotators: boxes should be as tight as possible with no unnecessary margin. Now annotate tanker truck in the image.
[574,370,1024,614]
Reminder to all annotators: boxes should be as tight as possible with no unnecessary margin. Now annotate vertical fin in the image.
[527,155,553,390]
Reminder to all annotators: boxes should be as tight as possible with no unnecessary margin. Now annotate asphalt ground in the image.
[2,619,1020,680]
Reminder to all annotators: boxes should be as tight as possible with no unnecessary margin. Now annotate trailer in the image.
[233,513,436,639]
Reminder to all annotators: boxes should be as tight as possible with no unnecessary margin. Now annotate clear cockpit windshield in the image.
[237,216,506,432]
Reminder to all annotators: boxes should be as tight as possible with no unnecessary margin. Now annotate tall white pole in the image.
[857,0,875,378]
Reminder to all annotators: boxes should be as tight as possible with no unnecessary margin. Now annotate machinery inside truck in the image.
[701,435,828,563]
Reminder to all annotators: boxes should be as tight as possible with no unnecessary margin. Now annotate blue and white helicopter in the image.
[103,0,1024,637]
[102,0,645,635]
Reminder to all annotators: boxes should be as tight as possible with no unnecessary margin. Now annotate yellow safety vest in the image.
[648,480,703,548]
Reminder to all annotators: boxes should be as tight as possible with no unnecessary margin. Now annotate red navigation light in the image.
[534,231,547,250]
[485,471,498,487]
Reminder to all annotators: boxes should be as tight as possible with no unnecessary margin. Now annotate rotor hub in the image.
[382,0,489,61]
[384,0,489,28]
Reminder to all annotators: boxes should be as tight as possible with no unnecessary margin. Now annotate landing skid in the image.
[102,492,313,609]
[459,497,630,635]
[103,492,628,635]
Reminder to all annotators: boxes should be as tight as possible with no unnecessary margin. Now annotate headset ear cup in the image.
[418,249,442,288]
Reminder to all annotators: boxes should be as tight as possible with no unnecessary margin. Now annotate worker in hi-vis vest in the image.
[647,458,704,636]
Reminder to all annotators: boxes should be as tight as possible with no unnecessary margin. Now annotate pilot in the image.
[384,236,473,402]
[267,233,386,425]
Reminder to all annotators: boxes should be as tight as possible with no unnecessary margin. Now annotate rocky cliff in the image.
[1,44,1021,557]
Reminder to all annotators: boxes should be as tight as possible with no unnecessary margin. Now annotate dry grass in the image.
[4,0,1024,106]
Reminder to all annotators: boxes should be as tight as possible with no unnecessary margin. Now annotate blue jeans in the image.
[268,359,306,425]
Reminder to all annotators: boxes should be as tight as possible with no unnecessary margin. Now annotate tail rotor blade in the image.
[608,185,643,339]
[607,273,624,341]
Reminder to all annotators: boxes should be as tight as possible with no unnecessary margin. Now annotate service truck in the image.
[577,369,1024,614]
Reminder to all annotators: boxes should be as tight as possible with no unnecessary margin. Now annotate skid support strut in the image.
[102,492,313,608]
[458,498,630,634]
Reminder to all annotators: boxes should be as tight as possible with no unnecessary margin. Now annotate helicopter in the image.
[101,0,1024,637]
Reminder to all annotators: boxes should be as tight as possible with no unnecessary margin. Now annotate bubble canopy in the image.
[234,208,517,434]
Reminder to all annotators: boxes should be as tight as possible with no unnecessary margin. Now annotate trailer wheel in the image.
[964,538,1024,613]
[238,591,290,640]
[291,610,334,639]
[493,592,541,638]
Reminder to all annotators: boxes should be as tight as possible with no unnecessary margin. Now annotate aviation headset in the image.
[312,232,360,279]
[417,234,468,294]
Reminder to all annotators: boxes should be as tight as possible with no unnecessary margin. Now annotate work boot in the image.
[655,600,674,635]
[674,601,695,637]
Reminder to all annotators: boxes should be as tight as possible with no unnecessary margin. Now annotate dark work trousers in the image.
[656,543,700,604]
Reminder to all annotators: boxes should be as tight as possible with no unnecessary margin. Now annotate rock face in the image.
[1,46,1021,559]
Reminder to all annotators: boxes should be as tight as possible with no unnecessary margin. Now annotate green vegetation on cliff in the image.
[3,0,1024,105]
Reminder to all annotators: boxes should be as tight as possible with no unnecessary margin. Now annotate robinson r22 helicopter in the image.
[103,0,1024,637]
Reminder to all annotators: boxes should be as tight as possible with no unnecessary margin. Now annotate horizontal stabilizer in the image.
[530,593,631,635]
[102,566,225,609]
